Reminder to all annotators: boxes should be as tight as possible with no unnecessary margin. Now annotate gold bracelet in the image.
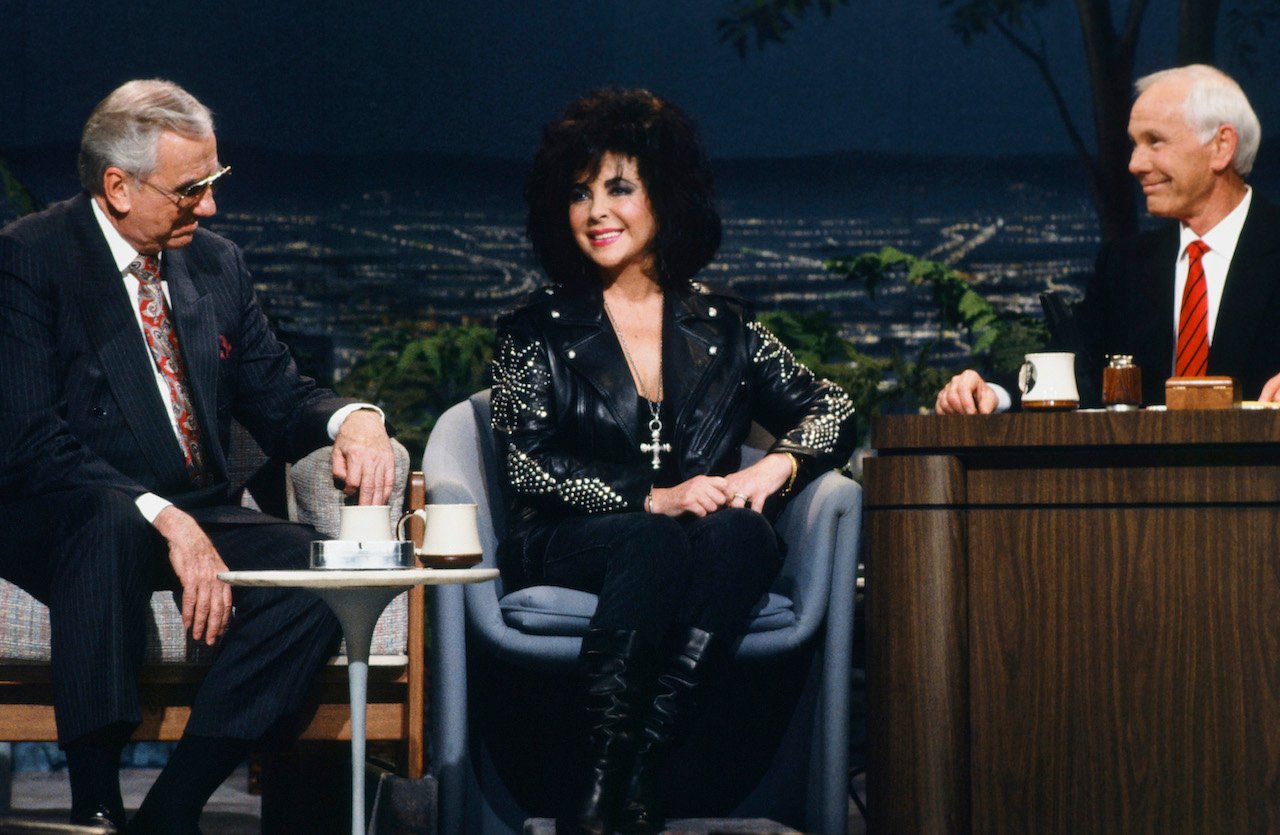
[645,488,653,513]
[779,452,799,497]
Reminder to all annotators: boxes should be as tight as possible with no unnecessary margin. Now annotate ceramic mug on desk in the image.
[397,503,483,568]
[1019,351,1079,410]
[338,505,394,541]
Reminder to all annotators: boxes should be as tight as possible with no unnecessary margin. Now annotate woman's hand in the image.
[721,452,793,513]
[649,475,729,518]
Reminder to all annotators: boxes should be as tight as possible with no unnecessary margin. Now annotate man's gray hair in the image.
[1136,64,1261,177]
[78,79,214,195]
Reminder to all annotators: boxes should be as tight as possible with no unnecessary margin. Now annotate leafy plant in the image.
[824,246,1049,409]
[0,154,43,219]
[336,323,496,462]
[717,0,849,57]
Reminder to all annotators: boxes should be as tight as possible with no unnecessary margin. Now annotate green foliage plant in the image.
[0,155,43,219]
[335,323,496,462]
[825,246,1048,411]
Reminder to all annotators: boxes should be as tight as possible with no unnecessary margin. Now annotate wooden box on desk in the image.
[1165,376,1240,410]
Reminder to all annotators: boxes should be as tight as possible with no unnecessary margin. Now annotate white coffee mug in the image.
[338,504,394,542]
[1019,352,1080,410]
[397,503,483,568]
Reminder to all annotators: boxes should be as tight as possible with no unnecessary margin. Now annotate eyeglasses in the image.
[140,165,231,207]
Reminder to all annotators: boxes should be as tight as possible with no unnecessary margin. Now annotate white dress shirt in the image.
[89,198,380,522]
[1173,187,1252,353]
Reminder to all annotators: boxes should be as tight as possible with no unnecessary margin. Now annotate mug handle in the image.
[1018,359,1037,395]
[397,508,426,545]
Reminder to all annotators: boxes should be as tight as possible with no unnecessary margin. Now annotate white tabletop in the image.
[218,567,498,588]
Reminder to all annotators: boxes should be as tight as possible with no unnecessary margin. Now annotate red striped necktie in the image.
[128,255,208,485]
[1175,240,1210,377]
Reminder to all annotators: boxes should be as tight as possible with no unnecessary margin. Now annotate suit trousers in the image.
[0,484,341,745]
[528,508,782,651]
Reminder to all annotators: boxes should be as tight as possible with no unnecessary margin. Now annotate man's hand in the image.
[722,452,793,512]
[1260,372,1280,402]
[152,506,232,646]
[649,475,729,518]
[332,409,395,505]
[936,369,999,415]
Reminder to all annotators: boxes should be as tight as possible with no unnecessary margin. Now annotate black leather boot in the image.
[616,627,720,834]
[558,627,653,835]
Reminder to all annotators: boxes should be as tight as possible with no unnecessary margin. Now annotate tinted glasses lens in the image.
[179,166,231,199]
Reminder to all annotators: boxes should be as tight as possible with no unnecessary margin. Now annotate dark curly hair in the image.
[524,88,722,292]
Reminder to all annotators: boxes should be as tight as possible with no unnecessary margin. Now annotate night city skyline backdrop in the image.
[4,2,1280,379]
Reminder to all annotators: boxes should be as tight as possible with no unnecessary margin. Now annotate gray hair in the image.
[1135,64,1261,177]
[78,79,214,195]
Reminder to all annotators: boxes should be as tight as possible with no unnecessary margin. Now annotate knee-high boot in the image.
[559,627,653,835]
[616,628,720,834]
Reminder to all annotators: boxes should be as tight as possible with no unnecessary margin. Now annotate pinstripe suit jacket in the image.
[0,193,351,517]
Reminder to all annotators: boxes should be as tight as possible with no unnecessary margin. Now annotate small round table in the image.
[218,567,498,835]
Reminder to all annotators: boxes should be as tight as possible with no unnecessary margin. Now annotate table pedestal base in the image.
[313,586,404,835]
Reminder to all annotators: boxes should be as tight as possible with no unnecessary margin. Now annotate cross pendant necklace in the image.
[640,400,671,470]
[604,294,670,470]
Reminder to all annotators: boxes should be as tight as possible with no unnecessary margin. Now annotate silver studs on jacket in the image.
[506,446,627,513]
[492,335,548,433]
[747,320,856,455]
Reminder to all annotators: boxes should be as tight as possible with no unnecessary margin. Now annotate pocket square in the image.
[218,334,232,359]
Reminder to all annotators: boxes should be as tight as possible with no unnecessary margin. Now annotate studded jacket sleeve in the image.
[744,317,858,493]
[491,316,652,517]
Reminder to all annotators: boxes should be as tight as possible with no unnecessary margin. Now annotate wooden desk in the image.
[864,410,1280,834]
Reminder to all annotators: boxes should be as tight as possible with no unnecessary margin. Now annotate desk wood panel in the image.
[969,507,1280,833]
[864,454,964,507]
[967,464,1280,505]
[866,455,970,833]
[872,410,1280,451]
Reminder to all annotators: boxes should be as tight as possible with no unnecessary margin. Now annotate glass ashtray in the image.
[309,540,414,569]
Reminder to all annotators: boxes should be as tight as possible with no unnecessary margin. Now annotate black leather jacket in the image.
[491,280,857,578]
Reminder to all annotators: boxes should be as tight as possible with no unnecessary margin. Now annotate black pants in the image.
[0,485,341,745]
[529,508,782,649]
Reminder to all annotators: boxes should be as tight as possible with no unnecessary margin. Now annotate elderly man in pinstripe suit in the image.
[0,80,395,832]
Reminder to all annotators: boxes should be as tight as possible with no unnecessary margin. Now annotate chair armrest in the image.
[287,439,411,536]
[767,469,863,645]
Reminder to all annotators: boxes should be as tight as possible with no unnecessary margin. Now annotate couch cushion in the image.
[499,586,796,636]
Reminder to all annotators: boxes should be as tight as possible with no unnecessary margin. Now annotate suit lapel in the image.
[70,196,188,484]
[164,249,225,479]
[1208,198,1280,376]
[1126,227,1179,381]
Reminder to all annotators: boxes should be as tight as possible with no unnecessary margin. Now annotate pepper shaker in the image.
[1102,354,1142,410]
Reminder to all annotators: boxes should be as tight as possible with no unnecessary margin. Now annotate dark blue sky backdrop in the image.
[2,1,1277,161]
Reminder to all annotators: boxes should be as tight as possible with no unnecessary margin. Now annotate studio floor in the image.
[4,767,867,834]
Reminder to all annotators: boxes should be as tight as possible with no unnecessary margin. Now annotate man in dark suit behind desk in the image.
[936,64,1280,413]
[0,80,396,831]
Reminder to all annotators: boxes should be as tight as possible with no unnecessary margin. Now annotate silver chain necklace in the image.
[603,295,671,470]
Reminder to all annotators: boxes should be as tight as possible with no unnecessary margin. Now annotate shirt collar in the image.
[89,195,159,274]
[1179,186,1252,258]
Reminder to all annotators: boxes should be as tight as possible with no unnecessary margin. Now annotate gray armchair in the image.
[424,390,862,834]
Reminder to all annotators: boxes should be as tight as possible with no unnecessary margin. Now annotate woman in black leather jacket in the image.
[491,88,857,834]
